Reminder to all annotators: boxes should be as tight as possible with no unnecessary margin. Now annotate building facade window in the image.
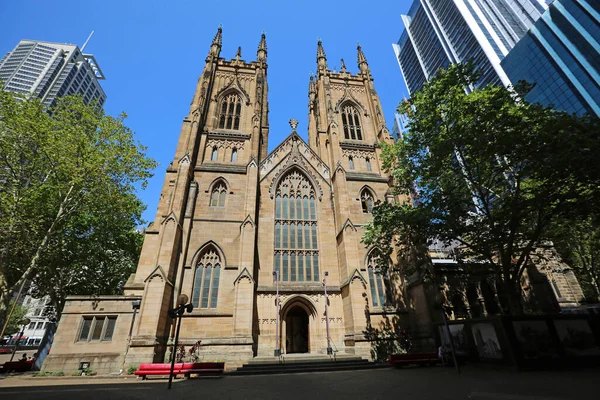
[274,170,319,282]
[348,157,354,170]
[211,146,218,161]
[367,252,390,308]
[191,248,221,308]
[341,104,362,140]
[361,189,374,213]
[218,93,242,130]
[366,157,372,171]
[77,316,117,342]
[231,147,237,162]
[210,181,227,207]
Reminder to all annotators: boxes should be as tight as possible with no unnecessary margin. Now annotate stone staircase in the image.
[229,354,390,376]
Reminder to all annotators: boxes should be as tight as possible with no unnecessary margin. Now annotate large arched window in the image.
[192,248,222,308]
[274,170,319,282]
[218,93,242,130]
[210,180,227,207]
[341,104,362,140]
[361,188,374,213]
[367,251,390,307]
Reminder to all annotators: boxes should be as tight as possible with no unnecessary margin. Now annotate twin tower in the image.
[117,27,408,367]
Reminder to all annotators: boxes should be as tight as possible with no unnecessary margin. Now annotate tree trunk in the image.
[500,279,523,316]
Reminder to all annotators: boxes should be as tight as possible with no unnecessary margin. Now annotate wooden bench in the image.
[134,362,224,379]
[389,353,440,367]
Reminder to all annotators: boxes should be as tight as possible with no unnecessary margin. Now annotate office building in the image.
[501,0,600,116]
[0,39,106,108]
[393,0,550,95]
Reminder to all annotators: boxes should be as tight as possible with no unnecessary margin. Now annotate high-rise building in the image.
[392,111,410,142]
[0,39,106,108]
[501,0,600,117]
[393,0,550,95]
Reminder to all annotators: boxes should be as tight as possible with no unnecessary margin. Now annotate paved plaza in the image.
[0,366,599,400]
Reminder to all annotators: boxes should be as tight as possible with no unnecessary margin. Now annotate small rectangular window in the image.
[91,318,104,341]
[103,317,117,340]
[78,317,93,341]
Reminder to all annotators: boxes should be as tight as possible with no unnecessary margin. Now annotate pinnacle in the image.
[357,43,367,65]
[258,32,267,54]
[317,39,326,61]
[212,26,223,47]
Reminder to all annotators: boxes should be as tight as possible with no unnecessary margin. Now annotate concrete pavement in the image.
[0,366,598,399]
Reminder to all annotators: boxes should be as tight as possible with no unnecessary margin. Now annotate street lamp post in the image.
[167,294,193,390]
[323,271,332,355]
[273,271,281,357]
[9,317,31,362]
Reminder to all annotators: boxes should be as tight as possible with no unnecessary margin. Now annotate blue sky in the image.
[0,0,412,223]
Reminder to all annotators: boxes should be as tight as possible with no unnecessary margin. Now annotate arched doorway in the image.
[285,305,309,353]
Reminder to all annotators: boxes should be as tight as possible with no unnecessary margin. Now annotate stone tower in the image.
[123,27,270,365]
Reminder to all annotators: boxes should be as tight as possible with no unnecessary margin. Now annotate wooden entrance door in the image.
[285,305,309,353]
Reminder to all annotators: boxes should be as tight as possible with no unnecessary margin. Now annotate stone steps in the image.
[230,355,390,375]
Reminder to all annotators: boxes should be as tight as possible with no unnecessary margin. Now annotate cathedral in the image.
[42,28,587,374]
[114,27,411,366]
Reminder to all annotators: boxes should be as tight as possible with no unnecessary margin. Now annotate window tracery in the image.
[192,248,221,308]
[274,170,319,282]
[341,104,362,140]
[210,181,227,207]
[218,93,242,130]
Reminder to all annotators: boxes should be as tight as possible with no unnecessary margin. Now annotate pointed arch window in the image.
[218,93,242,130]
[210,181,227,207]
[211,146,218,161]
[366,157,372,171]
[231,148,238,162]
[192,248,221,308]
[367,252,390,307]
[342,104,362,140]
[274,170,319,282]
[361,189,374,213]
[348,156,354,170]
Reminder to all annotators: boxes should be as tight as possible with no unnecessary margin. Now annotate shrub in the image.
[126,365,138,375]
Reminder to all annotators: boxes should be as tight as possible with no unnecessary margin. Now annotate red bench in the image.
[389,353,440,367]
[134,362,224,379]
[0,360,34,373]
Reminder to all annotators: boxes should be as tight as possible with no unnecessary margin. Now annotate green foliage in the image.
[0,90,157,319]
[126,365,138,375]
[33,370,65,377]
[0,301,28,336]
[364,63,600,315]
[551,217,600,302]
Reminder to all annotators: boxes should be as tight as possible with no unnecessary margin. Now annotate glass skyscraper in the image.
[501,0,600,117]
[393,0,550,95]
[0,40,106,108]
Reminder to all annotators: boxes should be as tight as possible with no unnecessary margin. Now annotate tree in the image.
[0,90,157,320]
[363,63,600,316]
[551,217,600,302]
[0,301,27,337]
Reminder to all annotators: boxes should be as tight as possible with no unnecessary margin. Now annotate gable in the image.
[259,133,330,199]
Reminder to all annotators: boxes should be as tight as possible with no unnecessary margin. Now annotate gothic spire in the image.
[316,39,328,73]
[357,43,369,75]
[317,39,327,62]
[257,32,267,61]
[212,25,223,47]
[208,26,223,58]
[340,58,346,73]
